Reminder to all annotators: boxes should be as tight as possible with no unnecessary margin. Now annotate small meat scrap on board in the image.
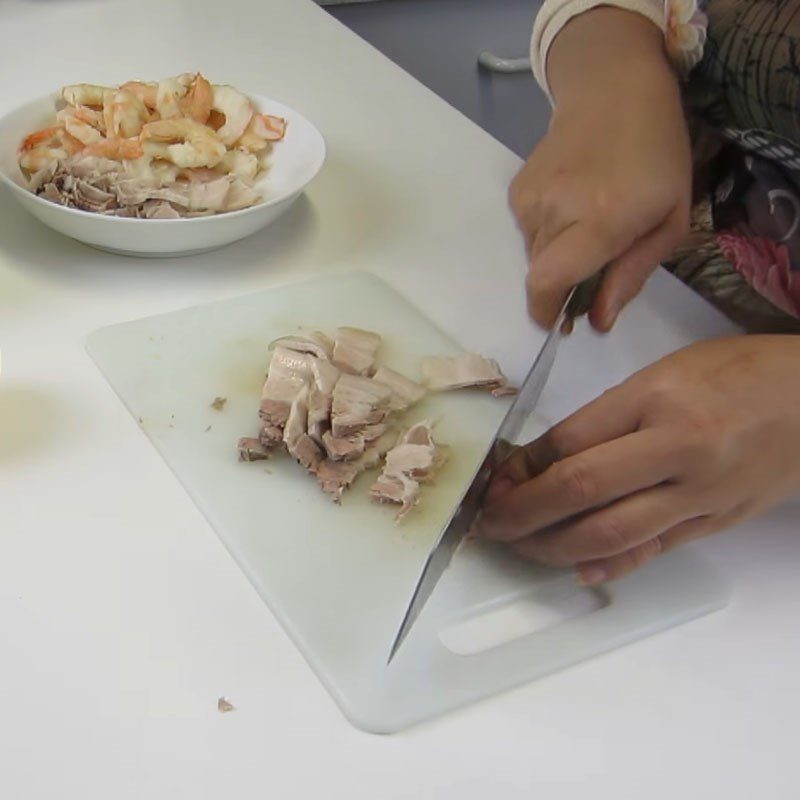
[372,366,426,411]
[371,422,447,519]
[420,353,516,397]
[331,326,381,376]
[217,697,235,713]
[237,436,271,461]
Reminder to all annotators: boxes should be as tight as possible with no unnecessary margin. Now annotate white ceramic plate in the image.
[0,92,326,257]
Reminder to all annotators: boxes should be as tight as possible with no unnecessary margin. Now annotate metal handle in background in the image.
[477,51,532,74]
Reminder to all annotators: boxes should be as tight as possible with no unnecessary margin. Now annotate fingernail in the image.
[591,306,615,332]
[577,565,607,586]
[485,476,514,502]
[604,310,619,330]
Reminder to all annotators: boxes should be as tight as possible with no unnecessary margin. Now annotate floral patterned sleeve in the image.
[531,0,708,101]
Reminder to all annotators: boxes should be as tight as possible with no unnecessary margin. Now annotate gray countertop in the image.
[325,0,547,157]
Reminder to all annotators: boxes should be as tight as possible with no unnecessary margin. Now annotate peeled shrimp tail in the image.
[234,114,286,152]
[255,114,287,141]
[180,73,212,124]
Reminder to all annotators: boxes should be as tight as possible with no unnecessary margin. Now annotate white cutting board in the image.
[86,271,728,733]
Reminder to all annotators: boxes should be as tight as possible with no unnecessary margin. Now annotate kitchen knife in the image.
[387,275,603,664]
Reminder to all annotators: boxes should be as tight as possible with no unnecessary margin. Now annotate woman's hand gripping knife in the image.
[509,6,692,331]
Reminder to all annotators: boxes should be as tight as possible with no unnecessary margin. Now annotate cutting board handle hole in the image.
[438,583,608,657]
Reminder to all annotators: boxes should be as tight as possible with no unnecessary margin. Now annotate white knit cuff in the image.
[531,0,667,102]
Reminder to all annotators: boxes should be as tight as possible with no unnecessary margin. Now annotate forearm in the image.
[548,7,676,108]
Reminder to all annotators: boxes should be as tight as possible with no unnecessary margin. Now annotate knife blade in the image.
[387,276,602,664]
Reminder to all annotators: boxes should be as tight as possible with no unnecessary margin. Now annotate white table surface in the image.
[0,0,797,797]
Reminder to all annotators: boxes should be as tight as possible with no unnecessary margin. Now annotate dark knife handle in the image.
[566,268,607,319]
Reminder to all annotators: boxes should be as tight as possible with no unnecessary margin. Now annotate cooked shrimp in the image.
[107,89,149,138]
[83,136,144,160]
[253,114,287,141]
[180,73,212,124]
[57,105,107,133]
[210,85,253,146]
[60,131,85,156]
[119,81,158,110]
[61,83,115,108]
[234,128,268,153]
[62,116,103,146]
[19,146,67,173]
[140,118,226,168]
[234,114,286,152]
[23,75,282,216]
[19,126,64,153]
[155,76,189,120]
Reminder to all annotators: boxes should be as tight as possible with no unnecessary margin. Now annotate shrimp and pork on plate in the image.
[17,74,288,219]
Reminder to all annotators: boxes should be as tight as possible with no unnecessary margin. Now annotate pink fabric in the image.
[717,231,800,317]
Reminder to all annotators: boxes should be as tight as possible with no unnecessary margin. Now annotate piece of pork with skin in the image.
[371,422,447,519]
[282,384,323,472]
[420,353,516,397]
[307,418,328,447]
[259,345,313,429]
[331,326,381,376]
[321,422,388,463]
[259,421,284,447]
[317,429,398,503]
[372,366,426,411]
[321,430,365,462]
[282,384,308,452]
[330,373,393,438]
[307,357,340,429]
[270,331,334,361]
[384,423,446,484]
[293,434,323,472]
